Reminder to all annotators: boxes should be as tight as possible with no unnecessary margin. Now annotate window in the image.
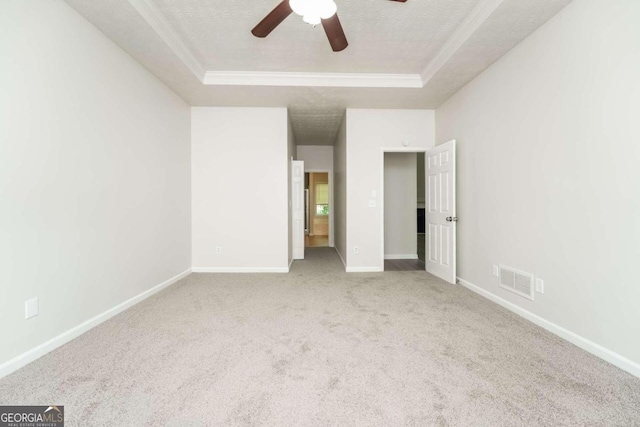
[315,183,329,215]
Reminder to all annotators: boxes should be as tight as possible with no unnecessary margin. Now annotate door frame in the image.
[305,168,334,248]
[379,148,427,271]
[292,159,305,260]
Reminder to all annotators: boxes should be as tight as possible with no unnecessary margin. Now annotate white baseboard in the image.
[0,269,191,379]
[457,277,640,379]
[384,254,419,260]
[192,267,289,273]
[288,258,294,271]
[346,266,383,273]
[333,248,383,273]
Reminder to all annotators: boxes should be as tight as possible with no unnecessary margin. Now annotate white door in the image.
[292,160,305,260]
[425,140,456,283]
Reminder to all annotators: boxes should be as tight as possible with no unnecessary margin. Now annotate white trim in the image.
[192,267,289,273]
[457,277,640,379]
[335,247,347,270]
[305,168,334,248]
[127,0,501,89]
[420,0,505,83]
[126,0,206,80]
[204,71,423,88]
[380,147,427,154]
[380,147,429,271]
[384,254,419,260]
[346,266,383,273]
[0,269,192,379]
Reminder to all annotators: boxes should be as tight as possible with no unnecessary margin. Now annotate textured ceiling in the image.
[153,0,479,73]
[63,0,573,145]
[289,107,346,146]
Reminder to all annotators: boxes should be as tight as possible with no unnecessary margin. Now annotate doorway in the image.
[380,141,457,281]
[382,152,425,271]
[305,172,331,248]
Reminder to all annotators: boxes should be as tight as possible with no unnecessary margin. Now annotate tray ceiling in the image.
[63,0,573,145]
[152,0,479,73]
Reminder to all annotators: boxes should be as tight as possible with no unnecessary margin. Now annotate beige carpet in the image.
[1,248,639,426]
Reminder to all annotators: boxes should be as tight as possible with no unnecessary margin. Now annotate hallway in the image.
[305,235,329,248]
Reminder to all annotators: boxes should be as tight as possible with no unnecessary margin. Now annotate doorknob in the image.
[446,216,458,222]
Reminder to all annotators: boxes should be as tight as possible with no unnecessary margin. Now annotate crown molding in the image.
[203,71,423,88]
[420,0,505,84]
[129,0,501,89]
[129,0,423,89]
[126,0,206,80]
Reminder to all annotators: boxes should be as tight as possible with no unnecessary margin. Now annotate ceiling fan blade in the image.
[251,1,292,38]
[321,14,348,52]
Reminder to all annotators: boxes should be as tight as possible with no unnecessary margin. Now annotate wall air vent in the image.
[499,265,534,300]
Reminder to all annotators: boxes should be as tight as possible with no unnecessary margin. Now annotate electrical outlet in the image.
[535,278,544,294]
[25,298,38,319]
[368,200,376,208]
[353,246,359,254]
[215,246,222,254]
[493,265,499,277]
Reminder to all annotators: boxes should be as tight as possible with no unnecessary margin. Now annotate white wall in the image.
[436,0,640,374]
[346,109,435,271]
[0,0,191,370]
[296,146,333,171]
[191,107,289,272]
[333,115,348,267]
[384,153,417,259]
[287,115,296,266]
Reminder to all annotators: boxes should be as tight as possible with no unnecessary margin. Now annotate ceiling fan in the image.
[252,0,408,52]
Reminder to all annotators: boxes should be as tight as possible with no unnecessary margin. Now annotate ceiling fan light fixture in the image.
[290,0,337,21]
[289,0,305,16]
[253,0,406,52]
[318,0,337,19]
[303,14,322,25]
